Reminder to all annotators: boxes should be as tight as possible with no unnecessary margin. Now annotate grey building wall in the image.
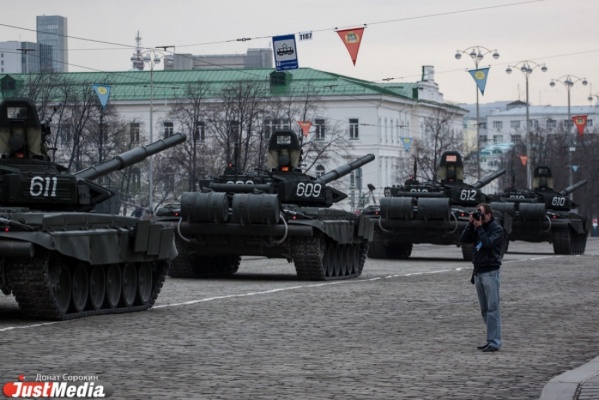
[0,41,49,73]
[36,15,68,72]
[164,48,273,70]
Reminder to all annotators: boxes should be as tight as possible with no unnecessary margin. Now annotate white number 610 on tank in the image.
[296,182,322,198]
[30,176,58,197]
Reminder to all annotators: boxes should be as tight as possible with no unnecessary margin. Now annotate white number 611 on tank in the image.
[30,176,58,197]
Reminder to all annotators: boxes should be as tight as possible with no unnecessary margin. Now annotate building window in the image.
[493,135,502,144]
[314,119,325,140]
[195,121,205,142]
[263,119,291,139]
[480,135,488,144]
[130,122,140,143]
[315,165,325,178]
[349,118,359,139]
[163,121,174,137]
[510,134,522,143]
[228,120,240,140]
[547,119,556,128]
[531,119,538,128]
[510,120,521,129]
[492,121,503,131]
[131,167,141,190]
[587,119,593,127]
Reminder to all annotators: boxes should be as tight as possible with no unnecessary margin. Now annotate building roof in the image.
[1,68,423,103]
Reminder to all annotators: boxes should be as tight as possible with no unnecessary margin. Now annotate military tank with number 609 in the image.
[0,98,187,320]
[161,129,375,281]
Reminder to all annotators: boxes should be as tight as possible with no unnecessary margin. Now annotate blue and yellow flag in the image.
[468,68,490,96]
[92,84,111,110]
[400,137,413,153]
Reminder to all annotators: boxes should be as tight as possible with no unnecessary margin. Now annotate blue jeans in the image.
[475,269,501,349]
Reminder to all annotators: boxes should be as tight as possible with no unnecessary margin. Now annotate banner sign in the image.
[336,27,365,66]
[298,121,312,137]
[468,68,490,95]
[519,155,528,166]
[571,114,588,136]
[92,84,111,110]
[400,137,413,153]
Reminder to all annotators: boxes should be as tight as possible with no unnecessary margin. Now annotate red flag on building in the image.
[571,115,588,137]
[519,155,528,166]
[336,27,365,66]
[298,121,311,137]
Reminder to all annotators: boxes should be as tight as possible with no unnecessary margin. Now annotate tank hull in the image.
[159,206,373,281]
[0,211,176,320]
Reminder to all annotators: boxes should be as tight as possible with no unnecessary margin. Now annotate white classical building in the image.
[2,65,466,211]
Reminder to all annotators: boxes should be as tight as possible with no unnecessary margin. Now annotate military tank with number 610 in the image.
[490,166,590,254]
[162,129,375,280]
[0,98,187,320]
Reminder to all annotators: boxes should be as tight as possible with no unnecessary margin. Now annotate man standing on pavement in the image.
[460,203,504,352]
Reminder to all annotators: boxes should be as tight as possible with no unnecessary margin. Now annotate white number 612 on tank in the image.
[30,176,58,197]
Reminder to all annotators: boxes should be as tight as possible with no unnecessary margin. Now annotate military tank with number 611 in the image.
[161,129,375,280]
[0,98,187,320]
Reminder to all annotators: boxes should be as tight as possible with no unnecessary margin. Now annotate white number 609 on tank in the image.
[295,182,322,198]
[29,176,58,197]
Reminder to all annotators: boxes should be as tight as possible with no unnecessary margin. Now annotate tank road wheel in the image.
[89,265,105,311]
[461,243,474,261]
[552,228,572,255]
[332,243,342,277]
[47,256,71,315]
[291,234,327,281]
[71,264,89,313]
[137,262,153,305]
[356,242,368,276]
[339,245,349,276]
[105,264,121,309]
[367,226,388,259]
[121,263,138,307]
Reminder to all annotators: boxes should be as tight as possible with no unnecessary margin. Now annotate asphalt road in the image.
[1,239,598,400]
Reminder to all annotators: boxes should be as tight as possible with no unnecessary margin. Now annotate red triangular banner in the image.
[298,121,311,137]
[336,27,365,66]
[571,114,588,137]
[519,155,528,166]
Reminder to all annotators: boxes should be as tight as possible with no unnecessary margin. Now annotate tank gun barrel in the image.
[74,133,187,180]
[315,154,375,185]
[559,179,587,196]
[472,168,506,189]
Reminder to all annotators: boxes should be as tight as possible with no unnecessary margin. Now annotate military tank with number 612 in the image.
[162,129,375,280]
[362,151,511,260]
[0,98,187,320]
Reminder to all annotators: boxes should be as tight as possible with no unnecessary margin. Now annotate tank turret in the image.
[0,98,187,320]
[160,129,376,281]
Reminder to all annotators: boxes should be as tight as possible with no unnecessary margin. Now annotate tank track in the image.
[169,237,240,278]
[291,234,368,281]
[367,226,388,259]
[552,228,587,255]
[5,250,169,320]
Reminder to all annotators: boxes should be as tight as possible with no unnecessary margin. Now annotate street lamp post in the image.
[506,61,547,188]
[549,75,588,199]
[131,47,173,213]
[455,45,500,180]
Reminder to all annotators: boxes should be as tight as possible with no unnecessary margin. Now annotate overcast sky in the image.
[2,0,598,107]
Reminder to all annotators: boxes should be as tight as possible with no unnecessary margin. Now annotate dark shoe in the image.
[477,343,489,350]
[482,346,499,352]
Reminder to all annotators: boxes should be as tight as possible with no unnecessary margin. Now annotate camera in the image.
[471,211,483,221]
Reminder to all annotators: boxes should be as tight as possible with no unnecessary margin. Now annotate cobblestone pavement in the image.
[1,239,598,400]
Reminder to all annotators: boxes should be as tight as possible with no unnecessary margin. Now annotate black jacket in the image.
[460,217,504,273]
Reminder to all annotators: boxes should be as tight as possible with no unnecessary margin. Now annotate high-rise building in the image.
[0,41,51,73]
[36,15,68,72]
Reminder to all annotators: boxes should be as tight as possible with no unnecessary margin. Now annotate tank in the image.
[0,98,187,320]
[362,151,511,260]
[490,166,590,254]
[158,129,375,281]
